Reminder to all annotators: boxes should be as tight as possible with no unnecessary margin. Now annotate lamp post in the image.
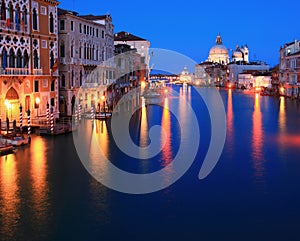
[101,95,106,118]
[4,99,9,120]
[35,97,40,117]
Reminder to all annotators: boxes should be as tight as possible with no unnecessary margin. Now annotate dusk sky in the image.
[60,0,300,68]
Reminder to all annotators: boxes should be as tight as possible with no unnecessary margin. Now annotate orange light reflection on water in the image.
[0,154,20,239]
[30,136,49,227]
[227,89,234,152]
[252,94,265,185]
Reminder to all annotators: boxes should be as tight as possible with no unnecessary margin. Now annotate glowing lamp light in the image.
[164,89,168,94]
[101,95,106,101]
[141,81,146,88]
[228,84,232,89]
[5,99,10,109]
[280,87,285,93]
[35,97,40,105]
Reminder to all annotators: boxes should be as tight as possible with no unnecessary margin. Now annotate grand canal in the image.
[1,85,300,241]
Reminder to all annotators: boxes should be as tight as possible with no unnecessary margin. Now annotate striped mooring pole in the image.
[78,104,82,122]
[19,104,23,134]
[46,102,50,126]
[75,107,78,126]
[91,104,95,121]
[50,107,54,135]
[27,109,31,143]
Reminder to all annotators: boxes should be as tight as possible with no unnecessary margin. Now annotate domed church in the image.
[208,33,230,64]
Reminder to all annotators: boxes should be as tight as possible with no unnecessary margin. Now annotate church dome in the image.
[233,50,243,58]
[208,33,229,64]
[209,44,229,56]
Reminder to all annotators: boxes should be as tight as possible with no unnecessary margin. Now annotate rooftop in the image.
[114,31,146,41]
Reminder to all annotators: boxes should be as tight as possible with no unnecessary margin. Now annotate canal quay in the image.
[0,84,300,241]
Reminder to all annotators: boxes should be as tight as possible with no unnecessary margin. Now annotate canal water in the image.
[1,86,300,241]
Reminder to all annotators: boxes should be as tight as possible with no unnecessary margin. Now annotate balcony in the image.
[0,67,29,75]
[33,68,43,75]
[0,20,29,34]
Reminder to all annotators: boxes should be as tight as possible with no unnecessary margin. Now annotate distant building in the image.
[0,0,59,120]
[58,9,115,116]
[279,39,300,97]
[179,66,193,84]
[232,44,249,63]
[114,31,150,80]
[207,33,230,64]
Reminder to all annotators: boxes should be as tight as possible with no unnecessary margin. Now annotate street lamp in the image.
[35,97,40,117]
[4,99,9,119]
[101,95,106,117]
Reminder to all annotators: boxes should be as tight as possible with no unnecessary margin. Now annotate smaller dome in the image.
[233,51,243,58]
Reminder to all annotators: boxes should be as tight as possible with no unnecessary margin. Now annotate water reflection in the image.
[161,98,172,165]
[0,154,20,240]
[30,137,50,233]
[227,89,234,153]
[252,94,265,186]
[139,98,148,148]
[279,96,286,134]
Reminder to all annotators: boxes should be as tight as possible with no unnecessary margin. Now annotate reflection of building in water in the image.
[30,136,49,231]
[252,94,265,185]
[227,89,234,151]
[161,98,172,166]
[0,155,20,239]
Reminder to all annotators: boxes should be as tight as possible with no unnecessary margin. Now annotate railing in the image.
[0,20,29,33]
[0,67,29,75]
[33,68,43,75]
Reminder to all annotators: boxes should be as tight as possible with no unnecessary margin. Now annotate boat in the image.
[0,135,29,146]
[0,143,14,155]
[95,111,112,120]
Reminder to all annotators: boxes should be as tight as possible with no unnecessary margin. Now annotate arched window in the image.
[49,12,54,33]
[0,1,6,21]
[24,50,29,67]
[80,71,82,86]
[32,8,37,30]
[15,5,20,30]
[61,74,65,87]
[9,48,15,68]
[22,6,27,25]
[50,51,54,69]
[60,41,65,57]
[9,2,13,23]
[79,43,82,59]
[1,48,7,69]
[84,43,86,59]
[71,42,74,58]
[16,49,22,68]
[71,70,74,87]
[33,49,39,69]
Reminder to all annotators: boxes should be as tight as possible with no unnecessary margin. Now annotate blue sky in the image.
[60,0,300,67]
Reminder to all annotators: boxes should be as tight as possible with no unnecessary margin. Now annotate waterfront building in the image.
[207,33,230,64]
[58,9,115,116]
[238,71,272,89]
[279,39,300,97]
[114,44,146,96]
[0,0,59,121]
[114,31,150,80]
[228,61,269,87]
